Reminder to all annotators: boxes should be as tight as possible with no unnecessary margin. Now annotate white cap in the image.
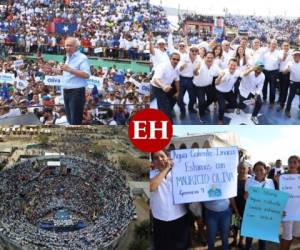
[198,41,209,50]
[189,44,198,49]
[157,38,166,44]
[293,50,300,55]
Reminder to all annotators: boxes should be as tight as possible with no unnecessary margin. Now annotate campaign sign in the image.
[138,83,150,95]
[44,75,63,86]
[280,174,300,221]
[171,146,238,204]
[0,73,15,84]
[14,60,24,68]
[87,76,102,89]
[16,79,28,90]
[241,187,289,243]
[94,48,102,53]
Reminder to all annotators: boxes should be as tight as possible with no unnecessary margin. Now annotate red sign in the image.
[128,109,173,153]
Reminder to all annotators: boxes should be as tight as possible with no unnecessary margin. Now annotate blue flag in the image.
[0,83,9,101]
[112,72,125,84]
[0,22,9,32]
[92,85,99,98]
[54,23,78,35]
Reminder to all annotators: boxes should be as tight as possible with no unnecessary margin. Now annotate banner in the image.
[44,75,63,86]
[94,48,102,53]
[87,76,103,89]
[280,174,300,221]
[241,187,289,243]
[0,73,15,84]
[138,83,150,95]
[170,146,238,204]
[14,60,24,68]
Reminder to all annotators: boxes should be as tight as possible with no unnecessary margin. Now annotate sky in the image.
[173,126,300,165]
[150,0,300,17]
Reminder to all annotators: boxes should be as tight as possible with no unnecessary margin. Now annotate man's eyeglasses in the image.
[190,50,198,53]
[172,58,180,61]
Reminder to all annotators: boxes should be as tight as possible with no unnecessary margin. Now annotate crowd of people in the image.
[224,15,300,45]
[158,13,300,47]
[149,4,170,35]
[150,29,300,124]
[0,155,135,249]
[150,149,300,250]
[0,0,154,60]
[0,56,150,125]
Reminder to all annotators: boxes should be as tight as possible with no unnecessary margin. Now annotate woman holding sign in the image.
[244,161,275,250]
[278,155,300,250]
[150,150,190,250]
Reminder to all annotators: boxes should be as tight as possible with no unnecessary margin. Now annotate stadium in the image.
[0,155,135,249]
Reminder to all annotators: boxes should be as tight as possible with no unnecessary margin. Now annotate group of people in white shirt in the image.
[150,34,300,124]
[150,149,300,250]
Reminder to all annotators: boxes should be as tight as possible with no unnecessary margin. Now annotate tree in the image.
[118,154,150,179]
[37,134,49,145]
[90,144,107,158]
[134,220,150,239]
[0,162,5,171]
[128,220,150,250]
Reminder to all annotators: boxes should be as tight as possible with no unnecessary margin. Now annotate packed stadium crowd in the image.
[149,4,170,34]
[157,12,300,46]
[0,56,150,125]
[0,156,135,249]
[150,150,300,250]
[0,0,153,60]
[150,9,300,124]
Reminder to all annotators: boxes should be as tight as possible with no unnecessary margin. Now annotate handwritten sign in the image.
[241,187,289,243]
[171,147,238,204]
[0,73,15,84]
[87,76,103,89]
[44,75,63,86]
[138,83,150,95]
[280,174,300,221]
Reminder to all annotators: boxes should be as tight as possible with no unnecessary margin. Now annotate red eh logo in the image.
[128,109,173,152]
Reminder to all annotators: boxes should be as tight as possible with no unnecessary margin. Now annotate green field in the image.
[25,54,150,73]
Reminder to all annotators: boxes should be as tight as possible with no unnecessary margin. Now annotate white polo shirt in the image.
[179,55,201,78]
[262,49,281,71]
[151,61,180,88]
[193,63,220,87]
[150,169,187,221]
[214,57,227,69]
[178,51,188,60]
[286,60,300,82]
[248,47,266,66]
[151,48,169,71]
[223,50,235,65]
[239,71,265,98]
[245,176,275,192]
[279,50,293,72]
[216,69,240,93]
